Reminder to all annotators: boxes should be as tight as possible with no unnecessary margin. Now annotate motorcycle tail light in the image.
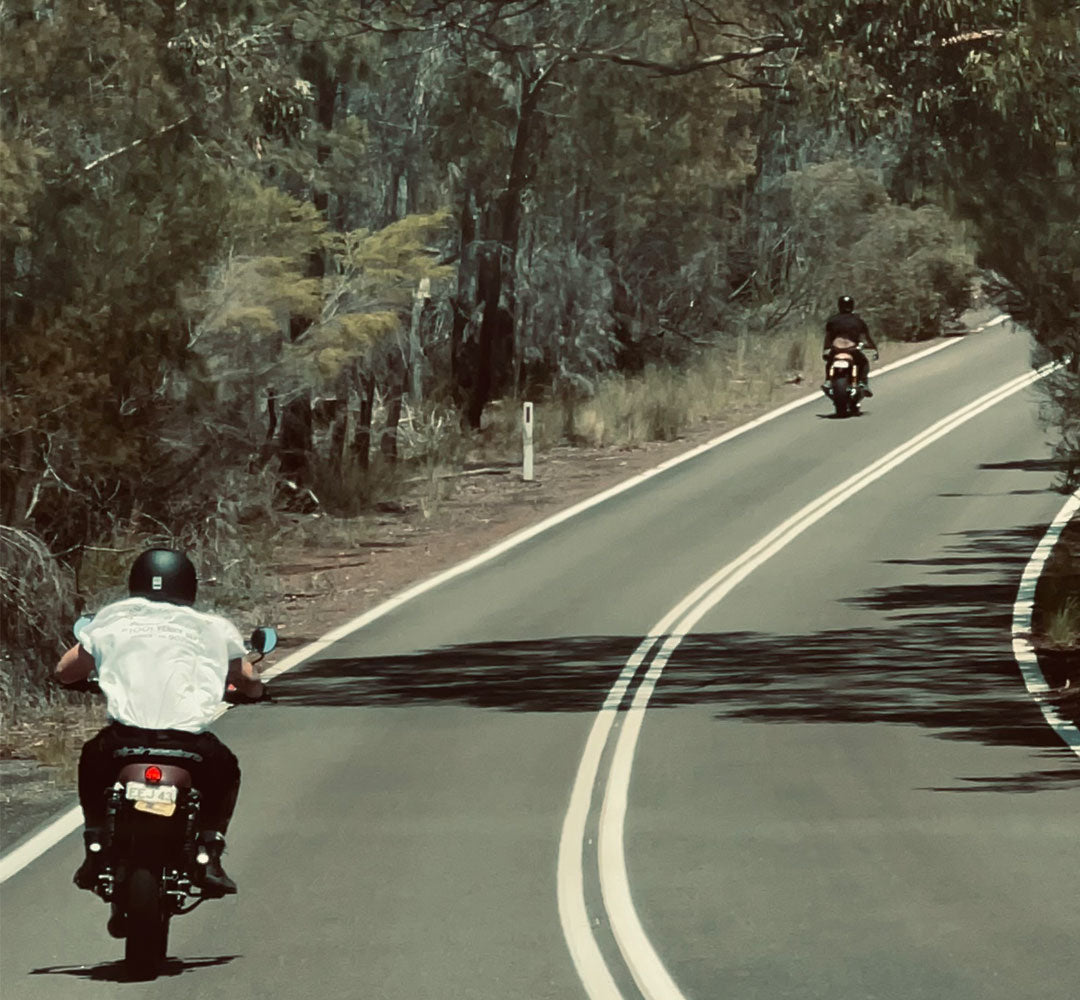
[144,765,163,784]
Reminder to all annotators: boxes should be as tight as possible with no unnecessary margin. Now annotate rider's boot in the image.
[193,831,238,897]
[73,828,105,890]
[107,903,127,938]
[859,377,873,397]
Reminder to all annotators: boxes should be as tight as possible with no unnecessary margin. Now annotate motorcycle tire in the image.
[832,376,851,417]
[123,868,169,980]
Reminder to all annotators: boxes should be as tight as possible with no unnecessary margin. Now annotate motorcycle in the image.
[822,337,866,418]
[70,616,277,980]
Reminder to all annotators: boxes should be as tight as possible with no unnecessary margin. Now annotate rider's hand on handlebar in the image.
[872,350,880,361]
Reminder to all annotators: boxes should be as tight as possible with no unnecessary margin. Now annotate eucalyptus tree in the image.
[315,0,798,425]
[1,0,244,545]
[0,0,354,540]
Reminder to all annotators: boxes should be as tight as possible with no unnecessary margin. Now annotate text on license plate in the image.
[831,359,851,369]
[125,781,178,805]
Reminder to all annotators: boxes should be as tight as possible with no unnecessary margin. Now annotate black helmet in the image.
[128,548,198,606]
[838,295,855,313]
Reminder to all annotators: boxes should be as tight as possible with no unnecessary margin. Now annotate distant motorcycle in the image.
[822,337,866,418]
[71,617,277,980]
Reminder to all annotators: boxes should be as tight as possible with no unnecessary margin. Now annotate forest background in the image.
[2,1,1079,726]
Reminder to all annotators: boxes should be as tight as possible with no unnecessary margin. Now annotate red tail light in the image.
[144,765,163,784]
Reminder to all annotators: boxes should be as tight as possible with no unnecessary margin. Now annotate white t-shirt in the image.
[79,597,246,733]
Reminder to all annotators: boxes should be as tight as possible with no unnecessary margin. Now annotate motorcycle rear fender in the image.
[116,762,193,788]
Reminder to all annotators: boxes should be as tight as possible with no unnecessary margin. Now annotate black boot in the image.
[107,903,127,938]
[73,828,105,890]
[193,831,237,897]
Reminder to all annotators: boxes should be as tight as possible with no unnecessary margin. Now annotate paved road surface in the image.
[1,324,1075,999]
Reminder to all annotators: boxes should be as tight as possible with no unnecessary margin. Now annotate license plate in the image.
[126,781,178,805]
[831,359,851,369]
[134,800,177,817]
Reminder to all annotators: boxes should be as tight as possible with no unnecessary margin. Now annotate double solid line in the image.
[558,360,1061,1000]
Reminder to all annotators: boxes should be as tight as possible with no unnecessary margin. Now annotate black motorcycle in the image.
[72,617,277,980]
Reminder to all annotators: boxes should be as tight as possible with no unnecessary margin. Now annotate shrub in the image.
[755,160,976,340]
[846,204,976,340]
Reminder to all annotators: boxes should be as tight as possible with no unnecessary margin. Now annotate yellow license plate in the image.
[133,800,177,817]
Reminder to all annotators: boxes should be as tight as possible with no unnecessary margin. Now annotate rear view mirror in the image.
[250,627,278,655]
[74,615,94,642]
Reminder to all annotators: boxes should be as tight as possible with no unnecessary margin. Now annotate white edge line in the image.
[1010,491,1080,755]
[596,362,1059,999]
[0,336,962,886]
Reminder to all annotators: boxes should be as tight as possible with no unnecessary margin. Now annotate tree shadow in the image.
[978,457,1071,474]
[265,523,1078,787]
[28,954,240,983]
[269,635,641,713]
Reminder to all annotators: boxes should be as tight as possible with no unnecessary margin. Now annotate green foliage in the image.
[285,211,454,389]
[341,212,454,306]
[843,204,976,340]
[756,161,975,338]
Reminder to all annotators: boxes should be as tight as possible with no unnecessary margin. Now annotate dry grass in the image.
[472,329,822,457]
[1045,597,1080,647]
[1035,518,1080,653]
[561,327,819,450]
[0,690,106,777]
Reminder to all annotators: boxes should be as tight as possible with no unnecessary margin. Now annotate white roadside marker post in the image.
[523,402,535,481]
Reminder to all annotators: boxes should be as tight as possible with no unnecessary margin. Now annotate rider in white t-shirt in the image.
[80,597,247,732]
[56,548,264,896]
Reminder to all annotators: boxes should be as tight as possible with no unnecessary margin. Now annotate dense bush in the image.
[755,161,975,339]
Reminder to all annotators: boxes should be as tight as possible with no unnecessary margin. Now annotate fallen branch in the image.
[403,466,513,485]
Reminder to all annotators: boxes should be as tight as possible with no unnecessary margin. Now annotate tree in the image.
[1,2,237,545]
[320,0,798,425]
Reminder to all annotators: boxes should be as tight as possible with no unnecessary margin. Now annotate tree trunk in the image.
[327,398,348,470]
[384,168,401,226]
[353,371,376,471]
[380,355,406,462]
[464,67,552,428]
[466,247,503,429]
[279,393,313,485]
[450,188,476,413]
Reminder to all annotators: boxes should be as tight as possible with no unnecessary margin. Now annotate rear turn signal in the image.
[144,765,163,784]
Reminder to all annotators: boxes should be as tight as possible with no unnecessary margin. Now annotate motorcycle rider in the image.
[823,295,879,397]
[56,548,265,897]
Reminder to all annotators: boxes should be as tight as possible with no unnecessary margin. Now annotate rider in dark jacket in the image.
[823,295,879,396]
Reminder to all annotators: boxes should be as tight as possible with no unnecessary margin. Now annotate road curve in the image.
[1,322,1076,1000]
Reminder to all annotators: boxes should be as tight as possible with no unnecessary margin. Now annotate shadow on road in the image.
[28,954,240,983]
[267,522,1078,784]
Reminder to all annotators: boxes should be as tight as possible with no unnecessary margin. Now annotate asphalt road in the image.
[1,323,1076,999]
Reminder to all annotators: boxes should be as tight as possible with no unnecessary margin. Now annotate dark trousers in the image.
[78,723,240,834]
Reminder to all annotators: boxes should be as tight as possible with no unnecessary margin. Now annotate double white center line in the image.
[558,360,1061,999]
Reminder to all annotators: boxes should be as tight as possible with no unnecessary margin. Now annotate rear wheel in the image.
[832,376,851,417]
[123,868,169,980]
